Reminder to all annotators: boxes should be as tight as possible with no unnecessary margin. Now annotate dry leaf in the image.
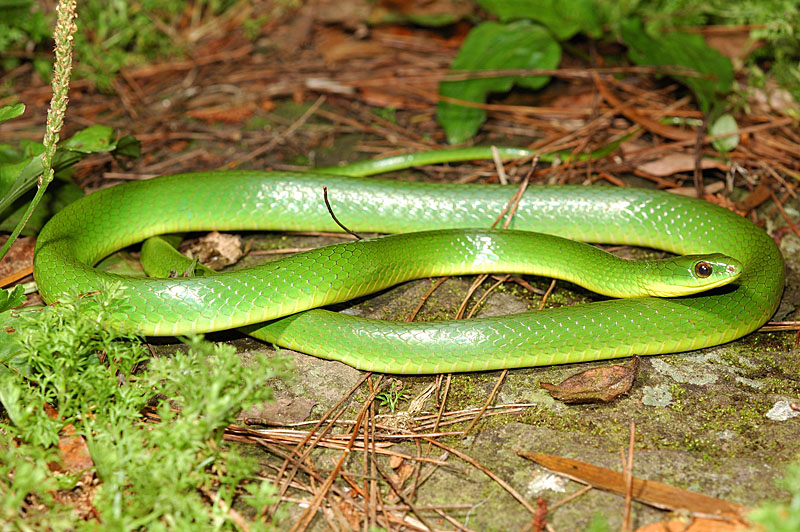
[389,455,404,469]
[312,0,372,26]
[637,153,729,177]
[750,85,800,115]
[701,192,738,212]
[182,231,243,269]
[186,103,255,124]
[58,424,95,473]
[240,397,316,425]
[517,451,749,520]
[702,27,762,63]
[666,181,725,197]
[395,460,415,486]
[379,0,474,20]
[42,403,95,474]
[360,87,430,110]
[540,357,639,403]
[734,182,772,212]
[338,493,362,529]
[635,517,749,532]
[325,40,389,62]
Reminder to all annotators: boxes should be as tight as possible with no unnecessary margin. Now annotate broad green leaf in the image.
[437,20,561,144]
[0,375,26,424]
[710,113,739,153]
[0,159,33,197]
[0,141,44,197]
[60,124,114,153]
[18,139,45,158]
[0,338,25,377]
[0,126,139,224]
[0,302,30,378]
[0,180,83,234]
[477,0,602,39]
[621,19,733,113]
[0,144,23,163]
[0,285,25,312]
[0,103,24,125]
[0,157,44,215]
[95,251,146,278]
[114,134,142,159]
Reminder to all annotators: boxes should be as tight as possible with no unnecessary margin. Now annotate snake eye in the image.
[694,261,713,278]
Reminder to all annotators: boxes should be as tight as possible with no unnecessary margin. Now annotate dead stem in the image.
[770,190,800,238]
[462,370,507,436]
[268,372,372,518]
[423,436,537,515]
[427,374,452,456]
[230,94,326,167]
[323,185,363,240]
[621,421,636,532]
[407,278,448,322]
[289,383,384,532]
[374,460,436,531]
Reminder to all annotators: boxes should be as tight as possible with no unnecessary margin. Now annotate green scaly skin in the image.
[32,149,785,374]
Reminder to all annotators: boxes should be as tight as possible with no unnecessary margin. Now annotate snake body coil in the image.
[33,170,784,373]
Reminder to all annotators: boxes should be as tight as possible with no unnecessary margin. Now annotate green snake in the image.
[32,147,785,373]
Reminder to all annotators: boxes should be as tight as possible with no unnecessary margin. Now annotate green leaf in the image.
[114,135,142,159]
[18,140,44,159]
[0,126,140,224]
[0,285,25,312]
[0,0,35,8]
[477,0,602,39]
[709,113,739,153]
[0,303,29,378]
[0,156,44,215]
[0,159,33,197]
[582,512,612,532]
[60,124,114,153]
[0,144,23,163]
[621,19,733,113]
[0,103,24,124]
[95,251,146,278]
[0,181,83,234]
[437,20,561,144]
[0,374,27,426]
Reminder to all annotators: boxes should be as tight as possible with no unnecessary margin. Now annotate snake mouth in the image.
[647,271,743,297]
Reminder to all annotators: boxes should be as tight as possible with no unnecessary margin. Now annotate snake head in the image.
[641,253,743,297]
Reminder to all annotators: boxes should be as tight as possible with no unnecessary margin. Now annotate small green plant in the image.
[376,388,410,413]
[0,1,51,78]
[0,439,75,530]
[0,283,291,529]
[749,458,800,531]
[371,106,398,124]
[582,513,612,532]
[0,0,251,91]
